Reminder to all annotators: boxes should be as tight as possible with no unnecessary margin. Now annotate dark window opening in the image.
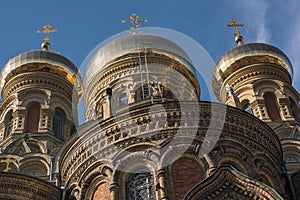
[243,102,254,115]
[290,98,300,121]
[26,105,40,132]
[126,171,154,200]
[264,92,281,121]
[4,112,13,138]
[53,109,65,139]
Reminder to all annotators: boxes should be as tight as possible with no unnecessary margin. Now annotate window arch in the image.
[19,161,47,177]
[285,157,298,163]
[4,111,13,138]
[264,92,281,121]
[259,174,272,187]
[53,108,65,139]
[163,87,174,99]
[126,170,155,200]
[242,101,253,115]
[26,104,40,132]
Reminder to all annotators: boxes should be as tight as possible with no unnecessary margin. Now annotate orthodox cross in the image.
[37,24,58,42]
[0,157,16,172]
[122,13,147,34]
[225,19,244,36]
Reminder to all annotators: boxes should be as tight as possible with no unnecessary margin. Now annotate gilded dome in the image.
[0,50,80,89]
[212,43,293,99]
[85,34,195,82]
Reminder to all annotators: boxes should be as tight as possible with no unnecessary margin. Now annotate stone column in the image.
[157,169,168,200]
[109,182,119,200]
[12,109,25,133]
[279,98,294,121]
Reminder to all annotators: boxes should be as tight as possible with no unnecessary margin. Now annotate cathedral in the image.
[0,16,299,200]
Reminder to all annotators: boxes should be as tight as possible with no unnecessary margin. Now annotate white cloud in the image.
[232,1,300,91]
[231,0,270,43]
[281,1,300,91]
[251,1,270,42]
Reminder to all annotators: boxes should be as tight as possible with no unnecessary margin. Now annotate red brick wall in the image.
[93,182,110,200]
[171,157,202,200]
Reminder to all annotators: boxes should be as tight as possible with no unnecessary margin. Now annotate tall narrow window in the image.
[264,92,281,121]
[4,112,13,138]
[290,98,300,121]
[243,101,254,115]
[126,170,154,200]
[53,108,65,139]
[141,85,150,100]
[119,93,128,108]
[26,104,40,132]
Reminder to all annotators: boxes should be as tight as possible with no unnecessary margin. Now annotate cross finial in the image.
[37,24,58,42]
[225,19,244,36]
[225,19,244,46]
[37,24,58,50]
[122,13,148,34]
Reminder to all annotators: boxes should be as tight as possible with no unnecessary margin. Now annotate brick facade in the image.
[93,183,110,200]
[171,158,202,200]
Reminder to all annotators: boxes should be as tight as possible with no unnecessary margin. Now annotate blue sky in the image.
[0,0,299,124]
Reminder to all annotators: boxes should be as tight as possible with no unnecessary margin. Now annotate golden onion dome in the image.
[85,34,195,82]
[0,50,83,95]
[212,43,293,100]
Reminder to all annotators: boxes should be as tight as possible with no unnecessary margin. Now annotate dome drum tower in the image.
[213,43,297,123]
[84,34,200,121]
[213,40,300,174]
[59,31,290,199]
[0,50,82,146]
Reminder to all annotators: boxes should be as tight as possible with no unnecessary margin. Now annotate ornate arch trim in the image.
[184,165,283,200]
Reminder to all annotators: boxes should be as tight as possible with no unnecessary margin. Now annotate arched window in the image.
[290,98,300,121]
[53,108,65,139]
[119,93,128,107]
[264,92,281,121]
[243,101,254,115]
[26,104,40,132]
[126,170,154,200]
[4,111,13,138]
[285,157,298,163]
[20,161,47,177]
